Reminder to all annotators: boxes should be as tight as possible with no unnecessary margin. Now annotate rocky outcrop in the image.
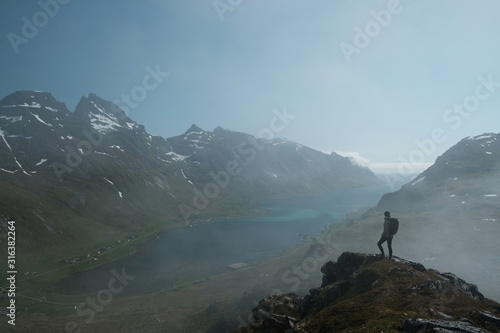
[239,293,302,332]
[407,272,485,301]
[402,317,496,333]
[236,252,500,333]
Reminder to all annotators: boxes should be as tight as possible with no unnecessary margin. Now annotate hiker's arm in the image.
[383,220,390,236]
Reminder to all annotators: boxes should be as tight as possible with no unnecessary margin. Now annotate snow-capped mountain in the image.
[0,90,381,248]
[73,93,142,134]
[377,133,500,213]
[0,91,71,175]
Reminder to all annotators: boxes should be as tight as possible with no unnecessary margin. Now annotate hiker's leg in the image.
[377,237,385,256]
[387,237,393,259]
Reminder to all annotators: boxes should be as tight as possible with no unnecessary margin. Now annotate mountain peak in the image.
[213,125,232,133]
[465,132,498,142]
[0,90,70,114]
[1,90,52,102]
[185,124,204,134]
[73,93,140,134]
[74,93,124,115]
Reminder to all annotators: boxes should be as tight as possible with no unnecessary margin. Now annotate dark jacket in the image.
[382,217,393,238]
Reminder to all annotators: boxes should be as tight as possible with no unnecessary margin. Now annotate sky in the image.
[1,0,500,174]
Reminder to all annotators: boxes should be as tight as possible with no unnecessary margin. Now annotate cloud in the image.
[335,151,372,168]
[335,151,432,175]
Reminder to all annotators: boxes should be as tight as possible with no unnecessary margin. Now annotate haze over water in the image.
[55,184,390,296]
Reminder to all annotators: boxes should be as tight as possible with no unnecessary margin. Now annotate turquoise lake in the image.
[54,184,390,296]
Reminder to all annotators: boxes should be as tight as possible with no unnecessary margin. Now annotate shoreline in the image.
[11,185,389,306]
[49,207,369,298]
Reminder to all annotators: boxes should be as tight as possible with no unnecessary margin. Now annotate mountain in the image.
[377,133,500,213]
[0,90,381,255]
[365,132,500,301]
[235,252,500,333]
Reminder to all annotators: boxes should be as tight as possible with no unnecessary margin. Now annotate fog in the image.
[340,172,500,302]
[52,185,390,297]
[56,179,500,331]
[2,1,500,331]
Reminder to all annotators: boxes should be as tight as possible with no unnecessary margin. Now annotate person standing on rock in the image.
[377,211,394,259]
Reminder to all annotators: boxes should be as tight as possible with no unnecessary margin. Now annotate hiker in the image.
[377,211,395,259]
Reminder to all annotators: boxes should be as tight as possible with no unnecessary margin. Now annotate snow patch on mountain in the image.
[0,129,13,151]
[181,168,194,185]
[186,130,204,136]
[30,112,52,127]
[165,151,189,161]
[0,115,23,125]
[411,176,426,186]
[468,133,496,141]
[20,102,41,108]
[189,141,206,149]
[110,145,124,152]
[156,156,171,164]
[126,122,138,130]
[36,159,47,166]
[88,101,125,133]
[89,111,122,133]
[104,177,123,198]
[13,156,31,176]
[7,134,32,139]
[94,151,114,157]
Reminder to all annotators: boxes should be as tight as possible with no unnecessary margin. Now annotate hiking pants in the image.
[377,236,393,258]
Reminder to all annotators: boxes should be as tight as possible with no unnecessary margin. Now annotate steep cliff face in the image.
[236,252,500,333]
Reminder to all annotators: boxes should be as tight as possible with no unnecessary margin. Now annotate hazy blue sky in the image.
[1,0,499,173]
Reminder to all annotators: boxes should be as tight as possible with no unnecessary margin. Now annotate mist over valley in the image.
[2,2,500,331]
[0,91,499,332]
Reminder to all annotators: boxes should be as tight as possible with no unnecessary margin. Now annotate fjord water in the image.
[55,184,390,296]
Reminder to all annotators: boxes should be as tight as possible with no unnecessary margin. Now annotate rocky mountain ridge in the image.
[0,90,381,253]
[377,133,500,213]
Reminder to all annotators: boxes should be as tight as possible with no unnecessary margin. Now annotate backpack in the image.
[388,217,399,236]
